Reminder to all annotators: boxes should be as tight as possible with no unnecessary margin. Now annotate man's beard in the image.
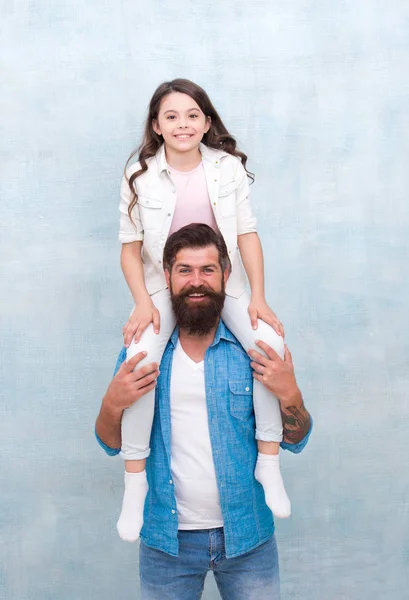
[170,283,226,336]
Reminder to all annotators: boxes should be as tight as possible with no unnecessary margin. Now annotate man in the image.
[96,224,312,599]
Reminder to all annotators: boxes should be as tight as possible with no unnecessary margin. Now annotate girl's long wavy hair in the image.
[125,78,254,220]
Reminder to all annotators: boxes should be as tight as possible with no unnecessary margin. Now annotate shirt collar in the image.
[156,142,228,175]
[168,319,237,349]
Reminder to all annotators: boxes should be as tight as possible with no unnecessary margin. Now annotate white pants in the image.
[120,289,284,460]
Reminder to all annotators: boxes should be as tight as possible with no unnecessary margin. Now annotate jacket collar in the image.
[155,142,228,175]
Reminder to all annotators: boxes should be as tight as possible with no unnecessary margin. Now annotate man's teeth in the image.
[189,293,205,297]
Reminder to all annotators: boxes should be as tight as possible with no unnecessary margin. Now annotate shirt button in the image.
[171,509,176,514]
[245,386,250,392]
[167,212,172,217]
[169,479,173,485]
[213,202,216,206]
[172,189,176,193]
[158,260,162,264]
[214,179,218,182]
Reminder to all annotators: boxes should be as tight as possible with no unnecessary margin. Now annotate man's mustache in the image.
[178,285,218,299]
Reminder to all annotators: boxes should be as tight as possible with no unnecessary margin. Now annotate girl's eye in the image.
[189,114,198,118]
[167,115,176,120]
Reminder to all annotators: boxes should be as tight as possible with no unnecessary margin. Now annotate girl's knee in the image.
[126,325,164,364]
[254,321,285,359]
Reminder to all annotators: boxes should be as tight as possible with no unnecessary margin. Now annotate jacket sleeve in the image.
[235,161,258,236]
[119,172,144,243]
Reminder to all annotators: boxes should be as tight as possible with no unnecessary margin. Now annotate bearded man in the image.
[95,223,312,600]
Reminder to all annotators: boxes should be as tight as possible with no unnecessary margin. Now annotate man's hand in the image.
[248,341,300,407]
[248,341,311,445]
[104,351,159,416]
[96,351,159,450]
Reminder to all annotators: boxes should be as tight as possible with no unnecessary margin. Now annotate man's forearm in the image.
[280,398,311,445]
[247,341,312,446]
[95,396,123,450]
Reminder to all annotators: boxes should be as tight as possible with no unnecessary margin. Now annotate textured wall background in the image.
[1,1,408,599]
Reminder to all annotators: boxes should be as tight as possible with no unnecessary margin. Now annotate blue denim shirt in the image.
[97,320,312,558]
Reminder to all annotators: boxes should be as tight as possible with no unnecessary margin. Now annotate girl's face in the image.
[152,92,211,155]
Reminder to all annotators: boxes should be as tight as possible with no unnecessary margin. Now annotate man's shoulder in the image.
[217,320,251,363]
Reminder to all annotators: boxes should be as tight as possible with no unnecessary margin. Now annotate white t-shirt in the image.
[170,340,224,530]
[168,162,218,236]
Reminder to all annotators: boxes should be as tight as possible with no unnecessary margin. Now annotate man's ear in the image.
[223,268,230,286]
[164,268,171,287]
[152,119,161,136]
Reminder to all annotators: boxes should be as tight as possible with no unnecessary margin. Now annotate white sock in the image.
[255,453,291,518]
[117,470,148,542]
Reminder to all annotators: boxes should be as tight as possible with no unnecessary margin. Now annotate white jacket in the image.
[119,143,257,298]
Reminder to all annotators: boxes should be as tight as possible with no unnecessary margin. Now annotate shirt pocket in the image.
[218,181,238,217]
[229,379,254,422]
[138,195,164,230]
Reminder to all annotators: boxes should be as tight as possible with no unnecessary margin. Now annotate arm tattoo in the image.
[280,401,311,445]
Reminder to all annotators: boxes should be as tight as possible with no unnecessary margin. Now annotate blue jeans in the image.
[140,528,280,600]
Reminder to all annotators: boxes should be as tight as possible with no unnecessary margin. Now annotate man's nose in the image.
[189,271,203,286]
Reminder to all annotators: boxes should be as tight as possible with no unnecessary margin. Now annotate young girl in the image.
[117,78,290,542]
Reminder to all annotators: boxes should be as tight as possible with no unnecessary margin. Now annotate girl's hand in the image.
[123,300,160,347]
[248,298,285,337]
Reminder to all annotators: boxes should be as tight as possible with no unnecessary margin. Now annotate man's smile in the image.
[186,292,208,302]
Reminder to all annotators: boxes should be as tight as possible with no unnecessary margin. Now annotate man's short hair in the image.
[163,223,232,274]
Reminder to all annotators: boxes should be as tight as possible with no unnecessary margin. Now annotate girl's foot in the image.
[255,453,291,518]
[117,470,148,542]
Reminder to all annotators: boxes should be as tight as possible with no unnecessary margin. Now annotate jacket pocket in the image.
[229,379,253,422]
[218,181,238,217]
[219,181,237,197]
[138,195,164,230]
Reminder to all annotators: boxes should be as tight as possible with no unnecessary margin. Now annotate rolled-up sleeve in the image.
[95,432,120,456]
[280,418,313,454]
[235,162,257,236]
[119,173,144,243]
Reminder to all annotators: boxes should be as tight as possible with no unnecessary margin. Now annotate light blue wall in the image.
[1,1,408,598]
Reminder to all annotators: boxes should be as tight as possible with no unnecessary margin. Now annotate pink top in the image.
[168,162,218,236]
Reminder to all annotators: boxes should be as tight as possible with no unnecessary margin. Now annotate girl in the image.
[117,79,290,542]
